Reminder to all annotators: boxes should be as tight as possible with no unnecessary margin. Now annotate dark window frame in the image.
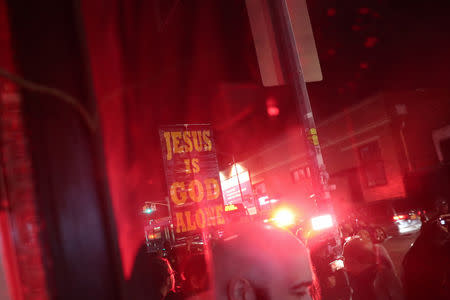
[358,141,387,188]
[291,166,311,184]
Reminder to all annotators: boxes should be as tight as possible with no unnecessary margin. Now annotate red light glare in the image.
[327,8,336,16]
[266,97,279,117]
[393,214,407,221]
[360,62,369,69]
[351,25,361,31]
[327,49,336,56]
[359,7,370,15]
[267,106,280,117]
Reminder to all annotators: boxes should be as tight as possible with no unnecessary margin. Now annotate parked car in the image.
[338,213,387,243]
[357,198,422,236]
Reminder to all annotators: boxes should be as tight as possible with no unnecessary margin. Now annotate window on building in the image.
[253,181,267,195]
[291,166,311,183]
[358,141,387,187]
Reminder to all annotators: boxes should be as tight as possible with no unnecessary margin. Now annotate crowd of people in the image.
[128,197,449,300]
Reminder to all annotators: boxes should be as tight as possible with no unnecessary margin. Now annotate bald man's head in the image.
[211,223,315,300]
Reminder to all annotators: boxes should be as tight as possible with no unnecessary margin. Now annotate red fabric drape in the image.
[80,0,256,276]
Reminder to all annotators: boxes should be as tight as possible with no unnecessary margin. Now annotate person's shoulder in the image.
[374,244,397,271]
[374,266,404,300]
[374,244,390,261]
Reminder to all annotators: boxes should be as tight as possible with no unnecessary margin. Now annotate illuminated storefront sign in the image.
[224,204,238,211]
[221,171,252,205]
[159,125,225,237]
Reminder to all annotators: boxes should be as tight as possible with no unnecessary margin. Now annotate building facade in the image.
[233,89,450,213]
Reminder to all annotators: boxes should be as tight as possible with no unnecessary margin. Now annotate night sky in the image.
[307,0,450,119]
[211,0,450,162]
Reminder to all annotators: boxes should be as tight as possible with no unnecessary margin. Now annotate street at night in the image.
[383,233,419,278]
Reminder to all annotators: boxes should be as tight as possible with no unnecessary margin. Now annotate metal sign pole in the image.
[270,1,345,256]
[271,0,331,212]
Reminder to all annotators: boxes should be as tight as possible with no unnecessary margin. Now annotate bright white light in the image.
[230,163,246,176]
[220,171,250,190]
[258,197,278,206]
[219,172,226,181]
[258,196,269,205]
[330,259,344,271]
[273,208,296,227]
[311,214,333,231]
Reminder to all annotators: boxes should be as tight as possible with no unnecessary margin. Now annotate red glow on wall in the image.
[346,81,356,89]
[327,49,336,56]
[359,7,370,15]
[327,8,336,17]
[360,62,369,69]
